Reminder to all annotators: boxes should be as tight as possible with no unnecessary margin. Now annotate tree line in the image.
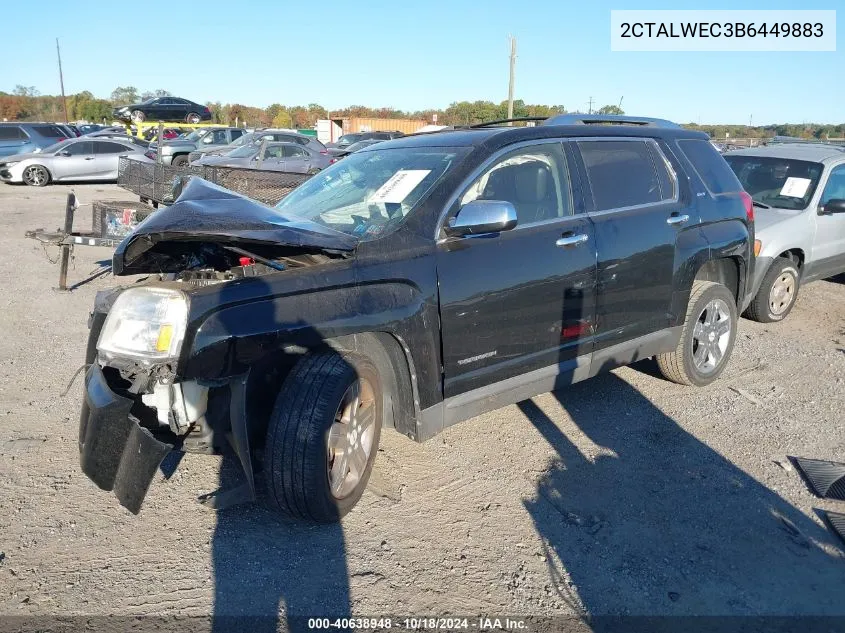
[1,85,843,139]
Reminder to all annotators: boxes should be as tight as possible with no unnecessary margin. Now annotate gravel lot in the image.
[1,182,844,627]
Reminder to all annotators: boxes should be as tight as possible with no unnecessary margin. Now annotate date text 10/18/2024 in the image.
[307,617,528,630]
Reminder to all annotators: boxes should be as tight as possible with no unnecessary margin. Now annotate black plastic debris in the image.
[790,456,845,501]
[821,511,845,548]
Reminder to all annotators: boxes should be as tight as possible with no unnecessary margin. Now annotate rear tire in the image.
[744,257,800,323]
[171,155,189,168]
[261,351,382,522]
[657,280,737,387]
[22,164,50,187]
[186,112,201,124]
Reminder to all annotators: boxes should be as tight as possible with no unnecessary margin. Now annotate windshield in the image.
[337,134,364,146]
[185,130,205,142]
[275,146,468,239]
[724,155,824,210]
[225,144,259,158]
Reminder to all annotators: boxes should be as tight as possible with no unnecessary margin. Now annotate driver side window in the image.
[459,143,572,226]
[820,165,845,204]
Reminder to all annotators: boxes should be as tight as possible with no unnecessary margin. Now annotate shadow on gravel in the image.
[520,371,845,619]
[826,273,845,285]
[205,274,352,633]
[211,460,351,633]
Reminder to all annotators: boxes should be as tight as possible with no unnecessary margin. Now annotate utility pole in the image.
[507,35,516,124]
[56,38,69,123]
[587,97,594,114]
[618,96,624,111]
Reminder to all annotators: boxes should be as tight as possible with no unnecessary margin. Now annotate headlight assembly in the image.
[97,287,188,365]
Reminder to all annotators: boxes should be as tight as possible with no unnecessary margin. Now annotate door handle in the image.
[667,213,690,225]
[84,157,95,160]
[556,233,589,248]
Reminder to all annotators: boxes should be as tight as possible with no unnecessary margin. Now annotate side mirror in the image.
[445,200,518,237]
[819,198,845,215]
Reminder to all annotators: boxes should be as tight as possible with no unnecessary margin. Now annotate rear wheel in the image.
[744,257,800,323]
[186,112,201,124]
[22,164,50,187]
[657,280,737,386]
[261,351,382,522]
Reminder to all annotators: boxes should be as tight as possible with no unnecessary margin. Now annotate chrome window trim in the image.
[435,138,582,242]
[575,137,680,218]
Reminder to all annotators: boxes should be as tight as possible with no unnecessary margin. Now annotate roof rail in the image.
[544,114,681,128]
[470,117,549,128]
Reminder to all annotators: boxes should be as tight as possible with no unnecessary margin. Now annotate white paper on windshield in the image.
[368,170,431,204]
[780,177,811,198]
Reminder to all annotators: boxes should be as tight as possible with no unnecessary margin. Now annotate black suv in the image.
[78,115,754,522]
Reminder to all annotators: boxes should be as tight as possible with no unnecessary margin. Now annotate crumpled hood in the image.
[112,178,357,275]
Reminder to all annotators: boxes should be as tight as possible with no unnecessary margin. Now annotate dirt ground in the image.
[1,182,844,628]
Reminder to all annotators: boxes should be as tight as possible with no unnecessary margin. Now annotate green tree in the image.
[272,110,293,128]
[110,86,139,104]
[598,104,624,115]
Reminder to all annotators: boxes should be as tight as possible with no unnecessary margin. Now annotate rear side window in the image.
[578,140,668,211]
[33,125,66,138]
[677,139,742,194]
[94,141,131,154]
[0,126,27,140]
[230,129,244,140]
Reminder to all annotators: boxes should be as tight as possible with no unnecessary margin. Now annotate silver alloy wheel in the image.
[327,378,377,499]
[187,113,201,124]
[768,271,796,316]
[131,110,145,122]
[23,165,47,186]
[691,298,732,374]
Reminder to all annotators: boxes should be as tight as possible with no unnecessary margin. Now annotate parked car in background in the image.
[85,125,128,135]
[143,127,185,142]
[328,138,385,161]
[192,141,330,173]
[113,97,212,124]
[151,127,246,166]
[0,137,146,186]
[79,114,754,522]
[0,123,70,158]
[724,143,845,322]
[325,130,404,149]
[86,134,150,149]
[78,124,107,135]
[187,129,327,163]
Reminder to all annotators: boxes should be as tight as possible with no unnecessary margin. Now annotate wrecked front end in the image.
[79,179,357,514]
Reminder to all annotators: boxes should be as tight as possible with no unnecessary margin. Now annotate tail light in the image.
[740,191,754,223]
[144,151,156,160]
[329,158,338,164]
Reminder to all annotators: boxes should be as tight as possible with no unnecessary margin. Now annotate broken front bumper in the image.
[78,364,173,514]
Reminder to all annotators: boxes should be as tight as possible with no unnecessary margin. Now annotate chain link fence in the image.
[117,158,312,207]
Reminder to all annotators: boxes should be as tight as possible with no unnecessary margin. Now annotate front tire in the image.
[131,110,146,123]
[261,351,382,522]
[657,280,737,387]
[744,257,800,323]
[22,164,50,187]
[171,155,189,168]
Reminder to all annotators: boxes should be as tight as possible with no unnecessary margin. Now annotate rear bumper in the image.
[78,364,173,514]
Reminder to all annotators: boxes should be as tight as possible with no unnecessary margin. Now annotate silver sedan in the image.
[0,138,146,186]
[192,142,331,174]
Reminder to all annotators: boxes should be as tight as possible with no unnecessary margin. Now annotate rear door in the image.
[436,141,597,397]
[282,145,312,173]
[575,138,684,351]
[91,141,133,178]
[51,140,94,180]
[0,126,30,157]
[813,163,845,277]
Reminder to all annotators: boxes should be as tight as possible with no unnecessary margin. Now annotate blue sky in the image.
[2,0,841,124]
